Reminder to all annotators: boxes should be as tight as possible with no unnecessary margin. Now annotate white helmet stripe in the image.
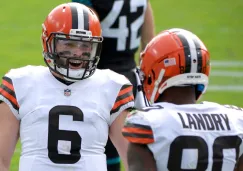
[76,5,84,30]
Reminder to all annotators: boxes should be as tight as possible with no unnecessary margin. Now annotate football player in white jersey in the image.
[122,28,243,171]
[0,3,134,171]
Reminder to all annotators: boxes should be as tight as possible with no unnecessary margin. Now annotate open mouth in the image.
[69,59,83,69]
[69,59,89,69]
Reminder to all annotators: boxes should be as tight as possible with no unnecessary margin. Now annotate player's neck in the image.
[157,86,196,105]
[159,97,196,105]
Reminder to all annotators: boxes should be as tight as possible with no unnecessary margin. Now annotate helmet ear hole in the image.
[147,76,152,85]
[147,69,156,85]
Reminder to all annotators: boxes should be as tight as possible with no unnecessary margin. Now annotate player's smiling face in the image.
[55,39,92,69]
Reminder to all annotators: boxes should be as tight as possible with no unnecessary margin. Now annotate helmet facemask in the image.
[44,32,103,81]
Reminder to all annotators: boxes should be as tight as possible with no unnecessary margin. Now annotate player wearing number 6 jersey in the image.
[71,1,155,170]
[122,28,243,171]
[0,3,134,171]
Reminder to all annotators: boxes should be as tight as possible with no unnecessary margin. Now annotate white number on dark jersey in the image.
[101,0,146,51]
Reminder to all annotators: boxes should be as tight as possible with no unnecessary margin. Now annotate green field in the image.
[1,0,242,170]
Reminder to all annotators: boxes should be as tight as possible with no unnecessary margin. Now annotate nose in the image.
[72,48,84,57]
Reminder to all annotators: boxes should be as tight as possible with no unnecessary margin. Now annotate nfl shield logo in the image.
[64,89,71,96]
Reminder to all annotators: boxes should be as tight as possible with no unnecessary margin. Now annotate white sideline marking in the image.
[211,71,243,77]
[208,85,243,92]
[212,61,243,67]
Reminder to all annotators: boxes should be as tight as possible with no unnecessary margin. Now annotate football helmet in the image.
[139,28,210,103]
[41,2,103,81]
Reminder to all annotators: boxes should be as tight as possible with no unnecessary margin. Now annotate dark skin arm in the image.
[140,0,155,51]
[235,155,243,171]
[127,142,157,171]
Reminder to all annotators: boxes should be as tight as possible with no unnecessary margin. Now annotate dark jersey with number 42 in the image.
[123,101,243,171]
[73,0,147,72]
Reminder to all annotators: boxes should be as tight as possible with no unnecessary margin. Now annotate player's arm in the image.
[127,143,157,171]
[122,111,157,171]
[108,78,135,171]
[109,109,130,171]
[0,102,19,170]
[235,154,243,171]
[141,0,155,51]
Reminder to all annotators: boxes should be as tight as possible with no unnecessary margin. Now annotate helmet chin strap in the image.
[57,67,88,82]
[63,77,78,82]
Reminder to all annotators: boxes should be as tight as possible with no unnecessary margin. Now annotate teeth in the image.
[70,60,81,64]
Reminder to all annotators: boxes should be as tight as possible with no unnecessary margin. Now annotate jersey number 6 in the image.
[48,105,83,164]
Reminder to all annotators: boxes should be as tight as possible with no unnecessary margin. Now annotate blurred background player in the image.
[0,3,134,171]
[122,28,243,171]
[72,0,155,170]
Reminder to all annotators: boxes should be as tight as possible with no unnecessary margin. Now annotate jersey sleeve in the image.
[0,66,35,120]
[0,74,20,119]
[108,73,135,125]
[110,84,134,113]
[223,104,243,111]
[122,110,155,144]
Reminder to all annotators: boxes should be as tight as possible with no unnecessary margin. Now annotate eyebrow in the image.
[58,51,71,55]
[64,42,75,45]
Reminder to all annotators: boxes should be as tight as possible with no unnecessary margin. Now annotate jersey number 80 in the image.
[168,135,242,171]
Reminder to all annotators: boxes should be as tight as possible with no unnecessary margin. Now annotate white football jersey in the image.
[0,65,134,171]
[123,101,243,171]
